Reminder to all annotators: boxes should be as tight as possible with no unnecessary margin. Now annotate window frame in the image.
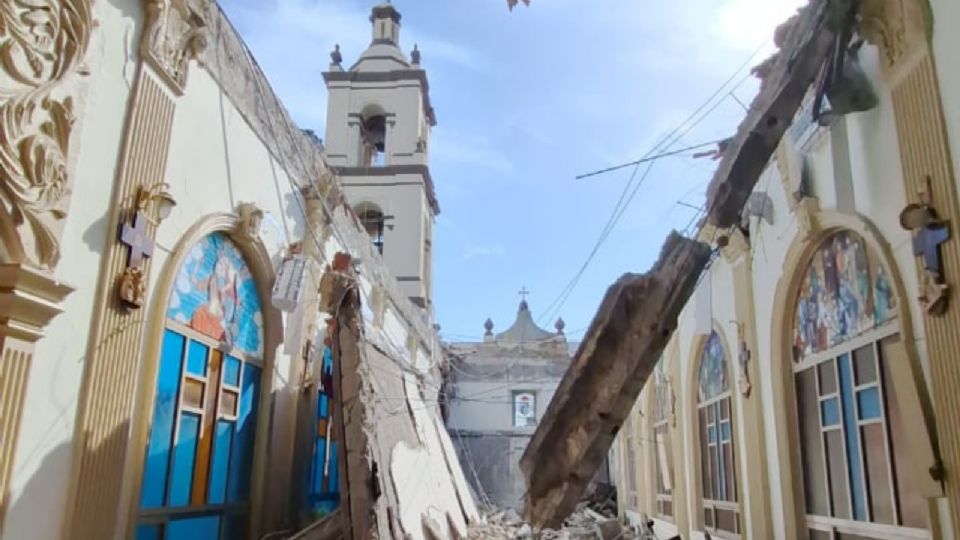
[792,321,930,539]
[511,390,537,428]
[695,332,741,539]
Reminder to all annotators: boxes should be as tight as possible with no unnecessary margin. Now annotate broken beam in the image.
[520,232,711,528]
[521,0,841,528]
[706,0,837,228]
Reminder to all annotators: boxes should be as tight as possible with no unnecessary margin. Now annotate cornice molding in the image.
[140,0,208,95]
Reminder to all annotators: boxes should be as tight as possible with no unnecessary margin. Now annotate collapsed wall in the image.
[312,252,479,540]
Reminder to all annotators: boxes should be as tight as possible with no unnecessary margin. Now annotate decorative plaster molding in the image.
[0,0,94,269]
[720,228,750,263]
[234,202,264,245]
[0,263,74,342]
[795,196,822,242]
[140,0,208,94]
[858,0,931,77]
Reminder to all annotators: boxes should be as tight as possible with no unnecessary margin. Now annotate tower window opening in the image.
[361,115,387,167]
[357,204,385,254]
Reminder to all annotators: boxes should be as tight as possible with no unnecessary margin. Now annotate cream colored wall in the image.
[4,2,460,538]
[929,0,960,197]
[2,1,142,538]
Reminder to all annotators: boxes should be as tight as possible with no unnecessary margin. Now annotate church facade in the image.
[445,299,572,510]
[0,2,476,540]
[612,1,960,539]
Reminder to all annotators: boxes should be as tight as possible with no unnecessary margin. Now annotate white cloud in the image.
[437,216,508,263]
[460,243,507,262]
[430,128,515,174]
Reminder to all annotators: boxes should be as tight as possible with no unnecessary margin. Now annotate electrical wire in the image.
[535,41,769,327]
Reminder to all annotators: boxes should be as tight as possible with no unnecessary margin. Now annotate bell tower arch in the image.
[323,1,438,310]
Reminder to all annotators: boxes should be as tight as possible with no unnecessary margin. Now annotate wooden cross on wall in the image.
[120,210,155,267]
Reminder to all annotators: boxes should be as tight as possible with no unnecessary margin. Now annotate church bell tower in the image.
[323,1,438,311]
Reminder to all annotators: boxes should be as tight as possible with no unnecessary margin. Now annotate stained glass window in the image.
[696,332,739,536]
[307,346,341,517]
[792,231,896,362]
[138,233,264,540]
[792,231,927,537]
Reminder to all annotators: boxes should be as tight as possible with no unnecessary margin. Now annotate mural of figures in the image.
[698,331,729,402]
[167,233,263,357]
[793,231,896,361]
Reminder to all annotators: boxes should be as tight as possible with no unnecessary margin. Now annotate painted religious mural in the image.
[167,233,263,357]
[793,231,896,361]
[139,233,264,540]
[698,331,729,402]
[513,392,537,427]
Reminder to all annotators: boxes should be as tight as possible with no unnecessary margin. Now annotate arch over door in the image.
[790,230,930,539]
[136,233,265,540]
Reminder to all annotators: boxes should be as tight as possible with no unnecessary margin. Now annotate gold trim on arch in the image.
[119,212,283,540]
[767,210,941,540]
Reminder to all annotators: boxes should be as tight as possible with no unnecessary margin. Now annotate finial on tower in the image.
[555,317,566,335]
[484,318,494,336]
[411,43,421,65]
[330,44,342,69]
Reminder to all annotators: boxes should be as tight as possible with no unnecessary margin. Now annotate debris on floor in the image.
[468,503,634,540]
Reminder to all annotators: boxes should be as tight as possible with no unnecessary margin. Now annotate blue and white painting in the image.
[167,233,264,357]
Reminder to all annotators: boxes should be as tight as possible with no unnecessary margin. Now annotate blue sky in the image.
[219,0,803,342]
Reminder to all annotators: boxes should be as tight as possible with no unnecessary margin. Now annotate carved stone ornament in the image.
[795,196,822,241]
[118,265,148,308]
[858,0,930,75]
[141,0,208,94]
[900,177,951,316]
[719,228,750,264]
[0,0,94,270]
[234,202,264,244]
[735,322,753,398]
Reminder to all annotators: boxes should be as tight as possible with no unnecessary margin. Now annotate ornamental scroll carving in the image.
[858,0,931,74]
[0,0,93,269]
[141,0,208,94]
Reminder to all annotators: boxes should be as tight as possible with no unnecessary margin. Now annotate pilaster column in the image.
[861,0,960,531]
[0,265,73,533]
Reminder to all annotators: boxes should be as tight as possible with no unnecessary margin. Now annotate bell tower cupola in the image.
[371,1,401,45]
[323,2,439,312]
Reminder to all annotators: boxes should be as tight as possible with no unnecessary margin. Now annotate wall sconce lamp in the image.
[136,182,177,224]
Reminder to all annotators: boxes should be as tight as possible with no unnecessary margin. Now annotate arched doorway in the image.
[135,232,266,540]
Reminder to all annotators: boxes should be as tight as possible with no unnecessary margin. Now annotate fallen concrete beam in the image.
[317,253,479,540]
[521,0,842,528]
[705,0,838,228]
[520,232,711,528]
[321,255,377,540]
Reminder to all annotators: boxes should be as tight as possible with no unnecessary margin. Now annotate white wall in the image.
[3,1,142,537]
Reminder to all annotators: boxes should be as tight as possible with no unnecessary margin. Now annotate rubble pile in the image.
[468,505,635,540]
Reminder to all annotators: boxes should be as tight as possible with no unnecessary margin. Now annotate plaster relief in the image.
[858,0,930,75]
[0,0,93,269]
[141,0,207,94]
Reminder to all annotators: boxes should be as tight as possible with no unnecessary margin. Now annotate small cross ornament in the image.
[120,210,155,268]
[518,286,530,302]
